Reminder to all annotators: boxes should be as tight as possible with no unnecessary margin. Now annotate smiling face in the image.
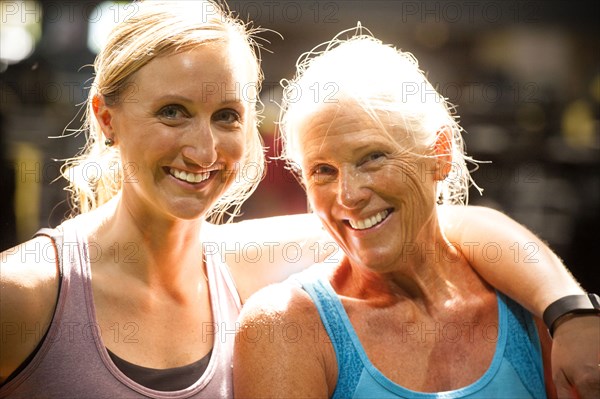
[95,43,254,221]
[299,102,440,272]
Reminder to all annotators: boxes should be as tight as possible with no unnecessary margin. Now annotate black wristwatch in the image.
[543,293,600,336]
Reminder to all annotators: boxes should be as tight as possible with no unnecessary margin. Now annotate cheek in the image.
[406,174,430,198]
[307,186,330,218]
[400,180,433,220]
[398,176,436,231]
[218,133,248,188]
[222,133,246,163]
[391,159,434,195]
[306,186,320,211]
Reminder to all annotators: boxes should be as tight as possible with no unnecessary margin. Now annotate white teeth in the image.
[169,168,210,184]
[348,210,389,230]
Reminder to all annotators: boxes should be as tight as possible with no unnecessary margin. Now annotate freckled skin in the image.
[260,101,506,392]
[298,102,439,274]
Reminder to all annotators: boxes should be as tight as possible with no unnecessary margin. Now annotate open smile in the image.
[346,209,393,230]
[168,167,212,184]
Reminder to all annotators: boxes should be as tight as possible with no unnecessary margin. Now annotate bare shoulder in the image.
[0,236,60,381]
[0,236,60,308]
[237,281,324,331]
[234,282,335,398]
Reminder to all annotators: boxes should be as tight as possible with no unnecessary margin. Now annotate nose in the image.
[337,167,370,209]
[181,121,218,167]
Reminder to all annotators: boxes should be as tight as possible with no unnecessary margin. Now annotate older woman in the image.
[234,32,599,398]
[0,2,596,398]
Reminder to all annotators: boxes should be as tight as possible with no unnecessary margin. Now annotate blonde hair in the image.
[62,0,265,222]
[279,27,480,205]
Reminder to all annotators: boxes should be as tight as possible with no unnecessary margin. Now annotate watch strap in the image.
[543,293,600,336]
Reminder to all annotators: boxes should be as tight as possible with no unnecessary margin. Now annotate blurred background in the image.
[1,0,598,291]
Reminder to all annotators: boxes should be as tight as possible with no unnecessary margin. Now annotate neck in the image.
[89,196,207,295]
[333,213,469,311]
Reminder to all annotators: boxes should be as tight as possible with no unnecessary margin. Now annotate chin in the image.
[350,252,396,273]
[174,211,206,221]
[166,200,212,221]
[362,262,396,274]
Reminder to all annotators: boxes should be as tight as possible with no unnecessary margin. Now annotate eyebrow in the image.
[154,94,193,103]
[154,94,246,108]
[351,143,373,153]
[349,137,393,153]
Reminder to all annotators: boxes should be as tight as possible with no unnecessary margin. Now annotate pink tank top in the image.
[0,218,242,398]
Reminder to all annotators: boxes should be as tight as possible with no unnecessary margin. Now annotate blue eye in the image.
[158,105,186,120]
[368,152,385,161]
[310,164,337,183]
[315,164,336,175]
[359,152,385,166]
[212,109,241,124]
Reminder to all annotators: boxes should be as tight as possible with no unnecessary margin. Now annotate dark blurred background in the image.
[1,0,598,291]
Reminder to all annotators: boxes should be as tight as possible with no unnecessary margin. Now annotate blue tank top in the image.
[299,275,546,399]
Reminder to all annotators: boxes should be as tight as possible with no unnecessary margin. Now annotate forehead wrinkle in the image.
[317,104,342,157]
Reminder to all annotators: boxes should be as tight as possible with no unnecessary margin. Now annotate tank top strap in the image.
[296,273,363,398]
[1,227,66,386]
[502,295,546,399]
[204,241,242,321]
[34,226,64,280]
[199,239,242,395]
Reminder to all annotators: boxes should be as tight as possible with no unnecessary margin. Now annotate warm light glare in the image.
[87,1,133,54]
[561,100,595,149]
[0,0,41,65]
[0,25,34,63]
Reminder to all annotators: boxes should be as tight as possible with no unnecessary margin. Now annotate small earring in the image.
[437,192,444,205]
[104,137,114,147]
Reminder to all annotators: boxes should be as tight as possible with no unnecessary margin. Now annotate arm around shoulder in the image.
[442,205,583,316]
[0,236,60,383]
[233,283,335,398]
[219,213,339,302]
[444,206,599,398]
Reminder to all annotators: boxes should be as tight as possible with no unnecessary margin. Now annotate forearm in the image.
[216,213,341,300]
[442,206,583,317]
